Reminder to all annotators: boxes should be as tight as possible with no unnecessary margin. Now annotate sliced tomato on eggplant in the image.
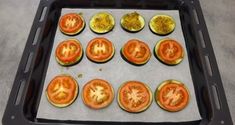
[59,13,85,35]
[122,39,151,65]
[118,81,152,113]
[82,79,114,109]
[55,39,83,66]
[155,80,190,112]
[86,37,115,63]
[154,38,184,65]
[46,75,79,108]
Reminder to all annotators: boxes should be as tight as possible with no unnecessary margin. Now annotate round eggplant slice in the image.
[89,12,115,34]
[149,14,175,35]
[121,12,145,32]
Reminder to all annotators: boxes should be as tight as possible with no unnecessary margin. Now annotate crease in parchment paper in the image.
[37,9,202,122]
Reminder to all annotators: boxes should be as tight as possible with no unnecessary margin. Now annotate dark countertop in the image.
[0,0,234,124]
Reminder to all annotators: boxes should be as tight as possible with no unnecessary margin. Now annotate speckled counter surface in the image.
[0,0,234,124]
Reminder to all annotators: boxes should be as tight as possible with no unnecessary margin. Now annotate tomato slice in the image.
[86,37,115,63]
[121,12,145,32]
[118,81,152,113]
[149,14,175,35]
[55,39,83,66]
[156,80,189,112]
[59,13,85,35]
[155,38,184,65]
[89,12,115,34]
[46,75,78,107]
[82,79,114,109]
[122,39,151,65]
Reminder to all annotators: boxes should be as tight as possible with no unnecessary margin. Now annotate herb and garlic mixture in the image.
[149,15,175,35]
[121,12,145,32]
[90,12,115,33]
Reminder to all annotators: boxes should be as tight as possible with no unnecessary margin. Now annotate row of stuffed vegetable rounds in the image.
[46,75,190,113]
[59,12,176,35]
[55,37,184,66]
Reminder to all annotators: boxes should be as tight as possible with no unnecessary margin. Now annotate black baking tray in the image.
[2,0,233,125]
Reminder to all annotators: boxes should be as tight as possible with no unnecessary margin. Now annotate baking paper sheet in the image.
[37,9,202,122]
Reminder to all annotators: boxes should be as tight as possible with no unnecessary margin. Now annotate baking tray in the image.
[36,8,201,122]
[2,0,233,125]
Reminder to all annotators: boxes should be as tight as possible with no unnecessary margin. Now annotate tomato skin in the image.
[118,81,152,113]
[86,37,115,63]
[46,75,79,108]
[82,79,114,109]
[154,38,184,65]
[122,39,151,65]
[149,14,175,35]
[155,80,190,112]
[55,39,83,66]
[59,13,85,35]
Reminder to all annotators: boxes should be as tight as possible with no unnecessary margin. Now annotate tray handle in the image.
[2,0,49,124]
[190,0,233,125]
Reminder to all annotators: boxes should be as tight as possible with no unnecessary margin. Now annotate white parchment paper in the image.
[37,9,201,122]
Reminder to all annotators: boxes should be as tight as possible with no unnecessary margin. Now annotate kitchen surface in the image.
[0,0,234,124]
